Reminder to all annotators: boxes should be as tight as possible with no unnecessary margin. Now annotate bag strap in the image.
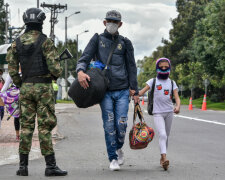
[103,37,119,70]
[16,34,47,82]
[171,79,174,100]
[150,78,156,103]
[94,33,99,61]
[133,104,144,124]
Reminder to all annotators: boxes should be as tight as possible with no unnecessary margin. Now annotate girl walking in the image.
[139,57,180,170]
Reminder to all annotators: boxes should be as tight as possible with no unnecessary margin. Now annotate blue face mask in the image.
[156,67,170,79]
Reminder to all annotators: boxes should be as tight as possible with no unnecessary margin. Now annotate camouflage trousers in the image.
[19,83,57,156]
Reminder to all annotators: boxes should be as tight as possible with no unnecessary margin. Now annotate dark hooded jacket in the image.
[76,30,138,94]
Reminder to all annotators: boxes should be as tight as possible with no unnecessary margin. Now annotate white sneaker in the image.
[109,159,120,171]
[116,149,124,165]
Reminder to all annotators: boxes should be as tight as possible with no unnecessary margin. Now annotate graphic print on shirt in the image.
[164,89,169,95]
[156,84,162,90]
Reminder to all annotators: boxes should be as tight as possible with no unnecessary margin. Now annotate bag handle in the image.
[133,104,145,124]
[171,79,174,100]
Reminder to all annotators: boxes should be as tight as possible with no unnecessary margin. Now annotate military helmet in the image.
[23,8,46,24]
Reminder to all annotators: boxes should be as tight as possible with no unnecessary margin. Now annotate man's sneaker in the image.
[116,149,124,165]
[109,159,120,171]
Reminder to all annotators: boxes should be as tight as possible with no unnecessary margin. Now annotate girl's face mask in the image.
[157,67,170,79]
[106,22,119,35]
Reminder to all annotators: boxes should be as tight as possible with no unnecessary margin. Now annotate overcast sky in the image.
[5,0,177,60]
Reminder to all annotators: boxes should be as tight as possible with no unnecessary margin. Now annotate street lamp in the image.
[65,11,80,100]
[76,30,89,62]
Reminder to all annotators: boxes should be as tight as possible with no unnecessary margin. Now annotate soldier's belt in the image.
[23,77,52,83]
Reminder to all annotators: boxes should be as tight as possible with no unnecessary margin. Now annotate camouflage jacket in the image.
[6,30,62,87]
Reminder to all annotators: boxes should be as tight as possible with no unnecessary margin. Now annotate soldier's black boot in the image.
[16,154,28,176]
[44,153,67,176]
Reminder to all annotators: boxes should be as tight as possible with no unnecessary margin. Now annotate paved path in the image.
[0,103,224,180]
[0,106,59,166]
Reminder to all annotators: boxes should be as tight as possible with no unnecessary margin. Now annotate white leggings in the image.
[153,112,173,154]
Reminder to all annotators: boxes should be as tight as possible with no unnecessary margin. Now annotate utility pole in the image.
[5,3,9,44]
[64,11,80,100]
[37,0,39,8]
[41,3,67,41]
[76,30,89,62]
[8,26,25,43]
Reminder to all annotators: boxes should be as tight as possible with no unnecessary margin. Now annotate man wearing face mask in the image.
[76,10,139,171]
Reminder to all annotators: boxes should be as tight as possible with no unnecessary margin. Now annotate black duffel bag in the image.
[68,68,108,108]
[68,38,118,108]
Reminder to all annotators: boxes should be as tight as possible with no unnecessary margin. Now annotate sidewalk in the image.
[0,107,60,166]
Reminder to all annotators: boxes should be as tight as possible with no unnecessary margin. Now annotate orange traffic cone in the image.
[201,94,207,111]
[188,97,193,110]
[141,97,144,105]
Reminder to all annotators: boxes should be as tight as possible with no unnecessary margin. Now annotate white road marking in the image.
[174,115,225,126]
[143,110,225,126]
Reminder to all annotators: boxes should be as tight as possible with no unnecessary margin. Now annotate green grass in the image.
[56,100,74,104]
[180,97,225,111]
[56,98,225,110]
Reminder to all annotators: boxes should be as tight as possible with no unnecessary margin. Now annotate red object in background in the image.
[189,97,193,110]
[141,97,144,105]
[201,94,207,111]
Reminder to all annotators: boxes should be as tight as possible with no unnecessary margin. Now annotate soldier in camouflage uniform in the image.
[6,8,67,176]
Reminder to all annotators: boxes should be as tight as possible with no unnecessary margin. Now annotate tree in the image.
[137,56,156,88]
[137,0,221,99]
[56,39,81,80]
[0,0,6,44]
[190,0,225,99]
[192,0,225,87]
[166,0,210,65]
[137,45,166,88]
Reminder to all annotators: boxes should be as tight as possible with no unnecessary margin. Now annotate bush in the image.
[210,94,221,102]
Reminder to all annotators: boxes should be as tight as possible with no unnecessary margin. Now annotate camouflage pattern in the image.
[6,30,62,156]
[6,30,62,87]
[19,83,56,155]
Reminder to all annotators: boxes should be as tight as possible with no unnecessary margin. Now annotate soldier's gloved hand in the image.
[51,75,58,81]
[15,82,22,88]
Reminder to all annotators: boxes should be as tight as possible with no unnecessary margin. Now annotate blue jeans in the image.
[100,89,129,162]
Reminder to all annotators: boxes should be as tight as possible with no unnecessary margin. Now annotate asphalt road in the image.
[0,103,224,180]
